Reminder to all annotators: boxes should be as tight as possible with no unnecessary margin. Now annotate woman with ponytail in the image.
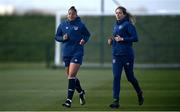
[108,6,144,108]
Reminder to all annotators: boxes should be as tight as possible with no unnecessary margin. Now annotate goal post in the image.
[54,11,62,66]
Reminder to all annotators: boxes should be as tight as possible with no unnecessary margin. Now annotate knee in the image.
[68,73,76,79]
[68,70,77,78]
[127,76,137,84]
[113,75,120,83]
[65,69,75,78]
[69,71,76,76]
[113,73,120,80]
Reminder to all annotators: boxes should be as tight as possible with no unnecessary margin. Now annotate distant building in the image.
[0,4,15,15]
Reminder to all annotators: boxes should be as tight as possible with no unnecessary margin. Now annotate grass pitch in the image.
[0,63,180,111]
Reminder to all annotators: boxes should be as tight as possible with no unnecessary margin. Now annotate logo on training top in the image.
[73,26,78,30]
[119,25,123,30]
[113,59,116,63]
[66,26,69,29]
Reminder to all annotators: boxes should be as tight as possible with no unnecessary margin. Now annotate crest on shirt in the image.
[73,26,79,30]
[113,59,116,63]
[66,26,69,29]
[119,25,123,30]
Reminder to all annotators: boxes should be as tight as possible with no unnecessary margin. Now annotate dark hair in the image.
[68,6,77,13]
[115,6,136,24]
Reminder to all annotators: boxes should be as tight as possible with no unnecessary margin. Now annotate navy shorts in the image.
[63,56,83,67]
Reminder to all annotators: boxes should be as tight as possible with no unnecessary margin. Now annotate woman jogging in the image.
[108,6,144,108]
[55,6,90,108]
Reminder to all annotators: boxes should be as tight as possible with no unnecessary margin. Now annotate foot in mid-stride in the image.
[109,99,119,109]
[138,91,144,105]
[62,99,72,108]
[79,90,86,105]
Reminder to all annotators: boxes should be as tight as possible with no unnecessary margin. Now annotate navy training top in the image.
[55,16,90,57]
[112,16,138,56]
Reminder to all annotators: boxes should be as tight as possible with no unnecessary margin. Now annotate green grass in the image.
[0,63,180,111]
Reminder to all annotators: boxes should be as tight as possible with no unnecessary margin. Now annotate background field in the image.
[0,63,180,111]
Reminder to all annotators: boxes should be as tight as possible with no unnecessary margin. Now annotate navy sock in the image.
[75,78,83,93]
[67,78,76,100]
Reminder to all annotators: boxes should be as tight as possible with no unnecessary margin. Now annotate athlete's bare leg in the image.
[68,63,80,79]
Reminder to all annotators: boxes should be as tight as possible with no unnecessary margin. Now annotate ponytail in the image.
[115,6,136,24]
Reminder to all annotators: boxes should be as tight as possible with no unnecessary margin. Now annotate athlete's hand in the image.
[114,35,124,42]
[79,39,85,45]
[107,37,113,45]
[63,33,69,41]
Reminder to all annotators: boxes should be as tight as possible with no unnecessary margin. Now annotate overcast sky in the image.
[0,0,180,15]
